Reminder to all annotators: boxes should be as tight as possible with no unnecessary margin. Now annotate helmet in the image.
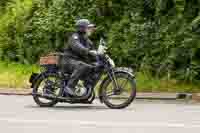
[76,19,95,32]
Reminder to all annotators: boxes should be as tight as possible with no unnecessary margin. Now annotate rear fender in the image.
[29,72,47,88]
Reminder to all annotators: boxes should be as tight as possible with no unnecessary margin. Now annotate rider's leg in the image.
[65,60,93,96]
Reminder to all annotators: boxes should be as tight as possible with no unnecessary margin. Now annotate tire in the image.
[101,72,136,109]
[32,73,60,107]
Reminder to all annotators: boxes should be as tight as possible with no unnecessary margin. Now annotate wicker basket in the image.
[39,53,59,65]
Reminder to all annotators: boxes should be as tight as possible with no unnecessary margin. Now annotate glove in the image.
[89,50,99,56]
[98,45,107,55]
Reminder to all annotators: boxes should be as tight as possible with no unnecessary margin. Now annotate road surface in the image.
[0,95,200,133]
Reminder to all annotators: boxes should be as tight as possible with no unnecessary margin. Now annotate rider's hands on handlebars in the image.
[89,50,99,56]
[89,48,107,56]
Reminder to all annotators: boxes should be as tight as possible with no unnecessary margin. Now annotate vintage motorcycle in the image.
[29,38,136,109]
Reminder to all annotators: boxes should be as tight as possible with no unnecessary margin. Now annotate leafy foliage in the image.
[0,0,200,83]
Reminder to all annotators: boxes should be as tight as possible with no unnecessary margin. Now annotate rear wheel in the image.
[32,73,61,107]
[101,72,136,109]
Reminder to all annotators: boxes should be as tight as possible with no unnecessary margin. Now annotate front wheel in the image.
[101,72,136,109]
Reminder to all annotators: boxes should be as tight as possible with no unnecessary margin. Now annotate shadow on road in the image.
[26,105,110,111]
[25,104,133,111]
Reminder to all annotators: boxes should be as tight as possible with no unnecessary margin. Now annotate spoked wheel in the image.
[32,73,62,107]
[102,72,136,109]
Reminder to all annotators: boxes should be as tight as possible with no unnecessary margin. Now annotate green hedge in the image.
[0,0,200,84]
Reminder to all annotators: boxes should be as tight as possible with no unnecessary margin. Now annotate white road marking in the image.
[0,118,200,128]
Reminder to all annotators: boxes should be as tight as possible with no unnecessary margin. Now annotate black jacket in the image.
[64,32,96,62]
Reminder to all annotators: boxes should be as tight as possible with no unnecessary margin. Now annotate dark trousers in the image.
[61,57,94,90]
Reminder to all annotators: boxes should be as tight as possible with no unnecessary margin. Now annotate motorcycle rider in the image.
[62,19,99,96]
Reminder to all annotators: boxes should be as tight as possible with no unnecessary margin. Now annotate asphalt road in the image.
[0,95,200,133]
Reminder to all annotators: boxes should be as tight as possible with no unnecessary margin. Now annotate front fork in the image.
[107,68,120,92]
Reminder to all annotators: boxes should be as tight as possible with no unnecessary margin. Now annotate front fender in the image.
[98,67,135,103]
[113,67,135,77]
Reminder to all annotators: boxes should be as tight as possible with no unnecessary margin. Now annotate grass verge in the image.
[0,61,199,92]
[136,71,200,93]
[0,61,39,89]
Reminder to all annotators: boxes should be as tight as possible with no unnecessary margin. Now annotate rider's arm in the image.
[69,34,90,56]
[87,39,96,50]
